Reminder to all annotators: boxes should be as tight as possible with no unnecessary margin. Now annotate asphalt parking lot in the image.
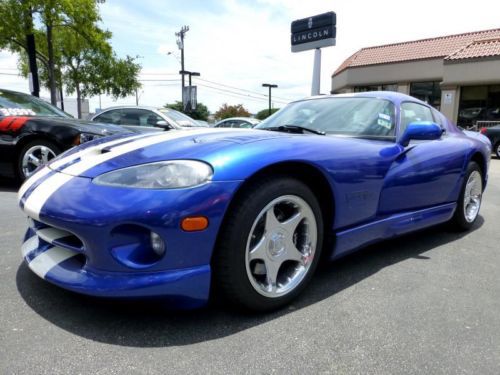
[1,160,499,375]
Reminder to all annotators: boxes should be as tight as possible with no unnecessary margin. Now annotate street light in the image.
[262,83,278,116]
[175,25,189,109]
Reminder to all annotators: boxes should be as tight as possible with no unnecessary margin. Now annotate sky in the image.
[1,0,500,115]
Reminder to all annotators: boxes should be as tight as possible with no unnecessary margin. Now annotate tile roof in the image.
[445,38,500,61]
[333,28,500,76]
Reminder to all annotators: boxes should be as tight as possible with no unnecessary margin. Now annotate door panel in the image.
[378,136,466,214]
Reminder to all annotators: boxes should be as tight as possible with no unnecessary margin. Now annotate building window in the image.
[409,82,441,110]
[354,84,397,93]
[354,85,379,92]
[381,84,398,92]
[458,85,500,128]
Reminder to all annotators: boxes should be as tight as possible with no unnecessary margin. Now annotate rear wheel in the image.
[213,177,324,311]
[17,140,60,181]
[450,161,482,231]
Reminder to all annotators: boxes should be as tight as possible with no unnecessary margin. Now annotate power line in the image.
[138,72,295,102]
[195,77,293,102]
[196,83,288,105]
[138,78,180,82]
[139,72,179,76]
[198,84,277,104]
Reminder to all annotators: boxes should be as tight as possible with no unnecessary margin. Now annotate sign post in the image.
[291,12,336,96]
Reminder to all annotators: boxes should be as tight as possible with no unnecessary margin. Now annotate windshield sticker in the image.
[377,119,392,129]
[0,108,36,117]
[378,113,391,121]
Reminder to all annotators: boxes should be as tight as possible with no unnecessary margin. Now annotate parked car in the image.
[214,117,260,128]
[18,92,491,311]
[0,89,129,180]
[90,106,200,132]
[480,125,500,157]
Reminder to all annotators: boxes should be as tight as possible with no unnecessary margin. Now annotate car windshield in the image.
[0,90,71,118]
[256,97,396,138]
[158,108,198,127]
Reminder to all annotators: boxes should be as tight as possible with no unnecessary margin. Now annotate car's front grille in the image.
[29,218,85,254]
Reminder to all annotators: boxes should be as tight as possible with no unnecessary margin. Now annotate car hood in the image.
[48,128,290,177]
[27,116,129,135]
[47,128,397,181]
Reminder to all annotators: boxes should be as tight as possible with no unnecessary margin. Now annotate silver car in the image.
[90,106,200,132]
[214,117,260,128]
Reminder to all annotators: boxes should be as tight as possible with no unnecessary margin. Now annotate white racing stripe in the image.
[28,246,76,278]
[21,235,39,258]
[36,227,72,244]
[23,129,213,220]
[17,133,149,201]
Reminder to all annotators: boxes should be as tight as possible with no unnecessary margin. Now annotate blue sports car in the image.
[18,92,491,311]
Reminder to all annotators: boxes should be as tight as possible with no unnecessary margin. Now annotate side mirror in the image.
[398,121,443,147]
[155,120,170,128]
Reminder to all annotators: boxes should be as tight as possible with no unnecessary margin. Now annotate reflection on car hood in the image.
[27,116,130,135]
[48,128,290,178]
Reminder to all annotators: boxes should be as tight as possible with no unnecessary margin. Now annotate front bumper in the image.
[19,172,241,307]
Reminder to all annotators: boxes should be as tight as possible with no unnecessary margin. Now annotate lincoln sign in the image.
[291,12,336,52]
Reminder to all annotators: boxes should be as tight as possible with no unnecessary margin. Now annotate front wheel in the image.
[17,140,60,181]
[213,177,324,311]
[450,161,483,231]
[495,142,500,159]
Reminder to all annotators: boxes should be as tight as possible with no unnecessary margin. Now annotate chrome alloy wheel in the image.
[463,170,482,223]
[22,145,57,178]
[245,195,317,298]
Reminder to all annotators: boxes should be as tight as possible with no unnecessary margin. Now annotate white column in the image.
[311,48,321,96]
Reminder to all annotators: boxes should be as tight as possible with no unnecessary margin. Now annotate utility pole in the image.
[262,83,278,116]
[135,88,139,105]
[175,26,189,110]
[24,7,40,97]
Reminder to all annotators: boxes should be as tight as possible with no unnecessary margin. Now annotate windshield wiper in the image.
[264,124,325,135]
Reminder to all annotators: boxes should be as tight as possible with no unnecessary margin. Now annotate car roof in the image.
[219,117,259,122]
[296,91,431,107]
[98,105,160,111]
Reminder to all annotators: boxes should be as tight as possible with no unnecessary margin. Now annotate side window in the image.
[232,120,244,128]
[218,121,233,128]
[94,110,121,124]
[120,109,161,126]
[431,108,444,127]
[239,121,253,129]
[400,102,434,134]
[144,112,164,126]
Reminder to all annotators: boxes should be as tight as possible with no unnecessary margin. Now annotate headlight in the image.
[93,160,213,189]
[79,133,103,144]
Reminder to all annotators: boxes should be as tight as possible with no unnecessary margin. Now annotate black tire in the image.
[212,176,324,312]
[494,142,500,159]
[450,161,483,231]
[16,139,61,181]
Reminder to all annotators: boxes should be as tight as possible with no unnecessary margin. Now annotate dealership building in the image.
[331,28,500,127]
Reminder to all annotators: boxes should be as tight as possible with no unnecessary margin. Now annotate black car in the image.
[480,125,500,158]
[0,89,130,180]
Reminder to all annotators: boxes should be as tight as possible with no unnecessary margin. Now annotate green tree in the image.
[256,108,280,120]
[0,0,105,105]
[56,28,141,117]
[214,103,250,120]
[3,0,141,118]
[165,101,210,121]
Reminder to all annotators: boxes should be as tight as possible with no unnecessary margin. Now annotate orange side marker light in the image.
[181,216,209,232]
